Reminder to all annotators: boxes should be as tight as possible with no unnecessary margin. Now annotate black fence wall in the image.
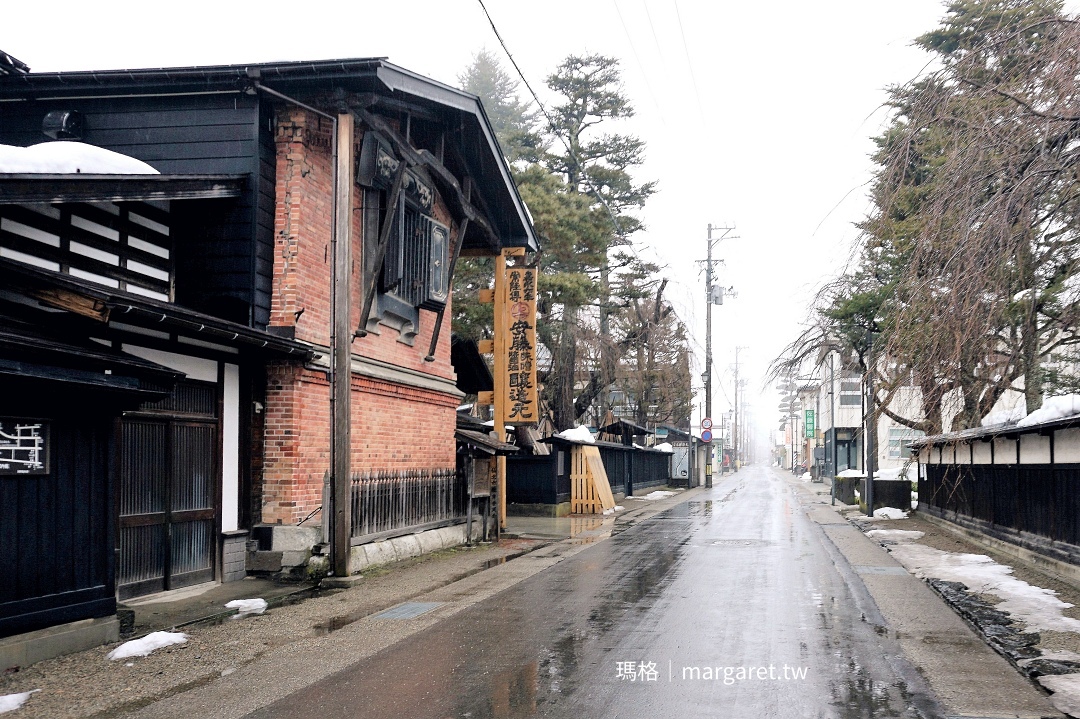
[921,463,1080,549]
[506,440,672,508]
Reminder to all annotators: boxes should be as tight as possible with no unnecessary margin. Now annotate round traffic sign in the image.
[701,429,713,443]
[701,417,713,430]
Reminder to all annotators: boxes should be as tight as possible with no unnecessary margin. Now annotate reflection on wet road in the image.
[246,465,938,718]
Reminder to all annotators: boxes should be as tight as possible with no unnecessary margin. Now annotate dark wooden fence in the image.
[350,468,466,544]
[921,464,1080,547]
[596,443,671,495]
[506,439,672,508]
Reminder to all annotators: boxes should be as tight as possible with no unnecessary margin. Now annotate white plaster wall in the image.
[1056,428,1080,463]
[994,437,1018,464]
[122,345,218,382]
[1020,434,1051,464]
[972,441,993,464]
[221,363,240,532]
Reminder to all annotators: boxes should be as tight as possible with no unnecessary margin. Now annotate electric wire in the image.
[612,0,667,124]
[475,0,625,239]
[672,0,707,125]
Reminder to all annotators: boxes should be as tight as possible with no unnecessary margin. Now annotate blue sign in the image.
[701,429,713,443]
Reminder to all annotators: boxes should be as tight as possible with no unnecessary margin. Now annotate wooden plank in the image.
[583,445,616,510]
[30,288,110,322]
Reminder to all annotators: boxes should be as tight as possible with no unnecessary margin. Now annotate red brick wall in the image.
[260,109,460,525]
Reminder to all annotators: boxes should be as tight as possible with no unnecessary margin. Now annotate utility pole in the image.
[865,329,876,516]
[700,224,736,486]
[732,345,747,472]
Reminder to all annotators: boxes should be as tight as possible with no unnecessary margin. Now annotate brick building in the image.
[0,55,536,660]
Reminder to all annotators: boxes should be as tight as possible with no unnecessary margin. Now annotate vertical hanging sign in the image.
[500,265,538,425]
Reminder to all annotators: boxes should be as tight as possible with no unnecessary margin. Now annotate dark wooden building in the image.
[0,55,536,663]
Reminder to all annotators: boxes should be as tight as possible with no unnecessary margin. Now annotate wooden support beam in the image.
[353,108,498,247]
[331,113,354,578]
[31,288,110,322]
[355,162,408,338]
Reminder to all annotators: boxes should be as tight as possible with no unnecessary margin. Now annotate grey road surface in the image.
[244,465,940,718]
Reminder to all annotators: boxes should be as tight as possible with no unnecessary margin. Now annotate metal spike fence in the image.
[350,468,465,542]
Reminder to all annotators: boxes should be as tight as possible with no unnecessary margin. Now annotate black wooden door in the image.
[118,383,218,599]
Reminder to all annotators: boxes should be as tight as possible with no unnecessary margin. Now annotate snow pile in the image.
[1039,674,1080,716]
[653,442,674,453]
[0,142,159,174]
[642,490,676,500]
[1017,394,1080,427]
[106,631,188,660]
[836,468,866,478]
[226,598,267,617]
[800,471,812,480]
[866,529,924,542]
[0,691,39,714]
[602,505,626,515]
[887,544,1080,634]
[873,507,909,520]
[555,426,594,444]
[981,403,1027,427]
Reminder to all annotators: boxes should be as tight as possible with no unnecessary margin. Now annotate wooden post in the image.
[331,113,354,577]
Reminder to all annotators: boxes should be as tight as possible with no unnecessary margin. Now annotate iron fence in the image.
[350,468,466,543]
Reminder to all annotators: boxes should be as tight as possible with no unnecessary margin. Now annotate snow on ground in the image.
[602,505,626,515]
[0,691,39,714]
[1038,673,1080,717]
[800,472,812,481]
[555,426,594,443]
[884,542,1080,634]
[226,598,267,617]
[837,468,866,478]
[642,490,676,500]
[866,529,925,541]
[1017,394,1080,427]
[872,507,909,520]
[0,142,159,174]
[106,631,188,661]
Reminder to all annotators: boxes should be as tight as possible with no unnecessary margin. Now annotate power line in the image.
[672,0,707,125]
[475,0,626,239]
[612,0,667,125]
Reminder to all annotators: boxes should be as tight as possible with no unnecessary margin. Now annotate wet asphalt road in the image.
[245,465,939,719]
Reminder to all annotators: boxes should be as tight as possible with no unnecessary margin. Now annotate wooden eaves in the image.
[0,174,246,204]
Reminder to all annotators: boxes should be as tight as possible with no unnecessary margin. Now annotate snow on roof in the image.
[653,442,674,453]
[555,426,595,444]
[1017,394,1080,428]
[0,142,159,175]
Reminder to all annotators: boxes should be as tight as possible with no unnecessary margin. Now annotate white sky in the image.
[5,0,1009,440]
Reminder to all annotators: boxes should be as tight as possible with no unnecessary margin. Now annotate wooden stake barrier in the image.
[570,445,616,514]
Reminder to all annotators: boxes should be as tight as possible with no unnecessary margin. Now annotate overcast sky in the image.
[6,0,999,439]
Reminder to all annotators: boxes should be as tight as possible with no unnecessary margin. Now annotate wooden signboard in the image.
[499,265,538,426]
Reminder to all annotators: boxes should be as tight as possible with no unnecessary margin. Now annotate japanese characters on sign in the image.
[501,266,538,425]
[804,410,815,438]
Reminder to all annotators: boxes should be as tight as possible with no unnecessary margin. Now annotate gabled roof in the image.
[0,58,538,253]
